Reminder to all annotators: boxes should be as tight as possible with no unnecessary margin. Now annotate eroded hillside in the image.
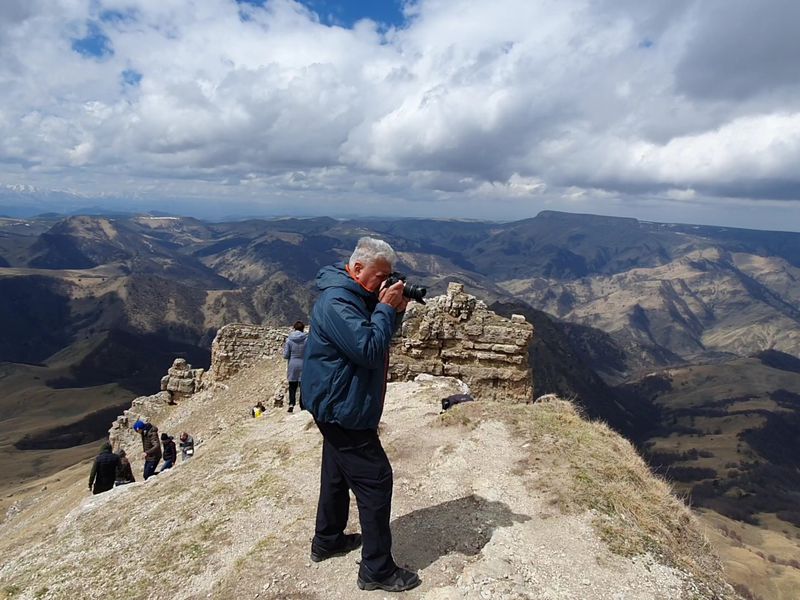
[0,356,735,599]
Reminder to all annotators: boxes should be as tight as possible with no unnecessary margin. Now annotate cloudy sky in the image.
[1,0,799,230]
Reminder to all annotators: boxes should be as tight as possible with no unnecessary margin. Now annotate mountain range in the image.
[1,210,799,597]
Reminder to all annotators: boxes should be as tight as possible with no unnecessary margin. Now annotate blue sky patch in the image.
[236,0,406,29]
[638,38,654,49]
[100,8,138,26]
[302,0,406,28]
[122,69,142,87]
[71,21,114,59]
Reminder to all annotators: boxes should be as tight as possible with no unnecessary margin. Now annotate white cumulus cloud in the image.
[0,0,798,229]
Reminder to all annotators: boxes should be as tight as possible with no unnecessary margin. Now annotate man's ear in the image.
[351,261,364,277]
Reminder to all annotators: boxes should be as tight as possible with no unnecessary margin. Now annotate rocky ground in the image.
[0,357,736,599]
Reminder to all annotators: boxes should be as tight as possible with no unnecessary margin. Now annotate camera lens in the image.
[403,283,427,303]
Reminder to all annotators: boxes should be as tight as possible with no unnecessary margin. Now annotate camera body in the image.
[385,272,427,304]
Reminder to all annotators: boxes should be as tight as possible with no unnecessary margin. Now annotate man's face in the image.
[352,258,392,292]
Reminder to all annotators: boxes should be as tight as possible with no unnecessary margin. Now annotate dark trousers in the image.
[92,480,114,495]
[314,422,395,579]
[288,381,300,407]
[143,458,160,480]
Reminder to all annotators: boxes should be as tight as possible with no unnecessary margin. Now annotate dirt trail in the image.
[1,361,702,599]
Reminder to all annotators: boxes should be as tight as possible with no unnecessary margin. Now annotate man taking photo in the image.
[301,236,421,593]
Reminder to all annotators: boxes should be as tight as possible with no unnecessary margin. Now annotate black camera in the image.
[385,272,427,304]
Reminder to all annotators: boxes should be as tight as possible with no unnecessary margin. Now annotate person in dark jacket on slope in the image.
[115,449,136,486]
[283,320,308,412]
[160,432,177,471]
[301,237,421,593]
[88,441,120,494]
[133,419,161,480]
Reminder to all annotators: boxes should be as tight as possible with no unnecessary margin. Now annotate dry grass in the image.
[1,585,21,599]
[441,398,736,599]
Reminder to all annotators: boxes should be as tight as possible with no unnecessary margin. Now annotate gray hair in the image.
[348,237,397,269]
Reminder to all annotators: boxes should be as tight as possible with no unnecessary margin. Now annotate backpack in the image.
[440,393,475,412]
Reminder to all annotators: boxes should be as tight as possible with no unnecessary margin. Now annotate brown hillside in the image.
[0,357,736,599]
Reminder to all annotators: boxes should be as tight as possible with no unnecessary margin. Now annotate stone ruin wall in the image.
[160,358,204,403]
[200,285,533,401]
[388,282,534,403]
[207,323,289,383]
[108,390,172,454]
[109,283,533,450]
[108,325,290,449]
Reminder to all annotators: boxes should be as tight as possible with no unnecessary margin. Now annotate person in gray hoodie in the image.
[283,320,308,413]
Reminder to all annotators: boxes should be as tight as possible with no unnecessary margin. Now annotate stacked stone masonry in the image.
[108,391,172,453]
[160,358,204,403]
[207,323,288,383]
[389,282,534,403]
[202,284,533,403]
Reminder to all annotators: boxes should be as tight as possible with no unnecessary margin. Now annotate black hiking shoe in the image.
[288,405,294,413]
[309,533,362,562]
[357,567,421,592]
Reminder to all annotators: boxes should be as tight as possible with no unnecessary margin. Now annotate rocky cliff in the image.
[0,288,738,600]
[197,283,533,400]
[389,283,533,403]
[0,367,736,599]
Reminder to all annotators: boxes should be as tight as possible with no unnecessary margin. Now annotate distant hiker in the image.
[302,237,421,592]
[115,449,136,486]
[179,432,195,461]
[133,419,162,480]
[160,433,177,471]
[88,441,120,495]
[252,401,266,418]
[283,320,308,413]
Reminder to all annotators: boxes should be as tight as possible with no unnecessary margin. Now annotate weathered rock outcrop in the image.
[160,358,204,403]
[108,390,172,453]
[207,324,287,383]
[389,283,534,403]
[107,326,292,449]
[110,359,204,451]
[0,359,736,600]
[201,284,534,403]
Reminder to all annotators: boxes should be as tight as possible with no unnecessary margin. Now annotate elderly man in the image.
[301,237,421,592]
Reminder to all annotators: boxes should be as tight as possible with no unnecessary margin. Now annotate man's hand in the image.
[379,280,406,310]
[396,296,409,312]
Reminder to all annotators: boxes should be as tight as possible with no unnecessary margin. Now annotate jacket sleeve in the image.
[89,458,98,487]
[321,294,397,369]
[145,432,161,458]
[283,340,291,359]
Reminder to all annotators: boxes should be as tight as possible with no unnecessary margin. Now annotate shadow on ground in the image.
[391,494,530,570]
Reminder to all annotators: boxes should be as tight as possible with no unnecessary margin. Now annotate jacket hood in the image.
[288,330,308,342]
[315,263,375,299]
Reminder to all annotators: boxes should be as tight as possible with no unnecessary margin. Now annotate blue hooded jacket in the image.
[301,262,401,430]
